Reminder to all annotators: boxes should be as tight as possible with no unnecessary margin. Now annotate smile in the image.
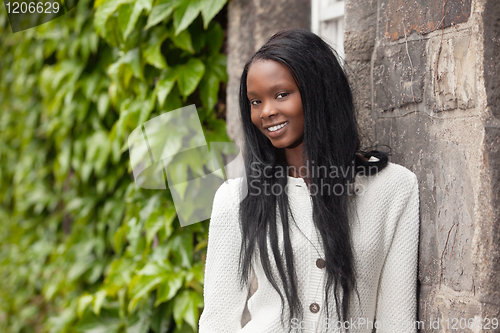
[267,121,289,132]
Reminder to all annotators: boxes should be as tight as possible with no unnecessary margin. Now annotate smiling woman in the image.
[199,28,420,333]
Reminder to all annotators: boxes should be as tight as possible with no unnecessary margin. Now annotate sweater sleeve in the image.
[374,174,420,333]
[198,180,251,333]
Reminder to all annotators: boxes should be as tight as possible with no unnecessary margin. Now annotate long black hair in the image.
[237,28,389,331]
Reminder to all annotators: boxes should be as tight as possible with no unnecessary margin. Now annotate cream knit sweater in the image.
[198,162,420,333]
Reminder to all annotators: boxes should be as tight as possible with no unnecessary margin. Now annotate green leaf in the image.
[68,256,94,282]
[173,0,203,36]
[137,262,171,276]
[162,85,183,110]
[125,216,142,252]
[201,0,226,29]
[75,307,122,333]
[205,21,225,56]
[176,58,205,98]
[150,303,172,333]
[199,69,219,111]
[144,214,164,246]
[97,93,110,119]
[155,272,183,306]
[166,233,193,268]
[143,27,169,69]
[118,3,133,36]
[55,138,72,182]
[144,0,182,30]
[172,290,203,331]
[138,194,160,223]
[77,294,94,319]
[107,48,144,87]
[113,223,129,254]
[128,276,164,313]
[199,53,226,109]
[123,0,155,40]
[94,0,133,38]
[126,297,154,333]
[155,68,178,108]
[207,53,227,81]
[93,289,108,316]
[104,258,136,296]
[82,72,101,100]
[169,27,194,54]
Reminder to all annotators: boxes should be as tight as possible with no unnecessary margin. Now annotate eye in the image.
[250,99,260,106]
[277,92,289,99]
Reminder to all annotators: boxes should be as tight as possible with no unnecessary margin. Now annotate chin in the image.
[270,143,287,149]
[267,138,291,149]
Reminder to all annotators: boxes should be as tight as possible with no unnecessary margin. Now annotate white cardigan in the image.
[198,162,420,333]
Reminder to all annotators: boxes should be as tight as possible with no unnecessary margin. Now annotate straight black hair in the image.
[237,28,389,332]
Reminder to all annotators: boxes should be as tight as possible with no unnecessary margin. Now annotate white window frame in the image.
[311,0,346,62]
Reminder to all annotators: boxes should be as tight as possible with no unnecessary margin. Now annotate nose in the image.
[260,101,278,119]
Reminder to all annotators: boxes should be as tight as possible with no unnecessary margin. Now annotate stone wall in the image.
[344,0,500,330]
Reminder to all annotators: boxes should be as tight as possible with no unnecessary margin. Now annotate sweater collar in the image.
[286,174,366,196]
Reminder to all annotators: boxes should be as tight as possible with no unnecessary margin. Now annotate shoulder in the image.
[213,177,246,205]
[380,162,418,186]
[355,162,418,207]
[210,177,246,222]
[358,161,417,190]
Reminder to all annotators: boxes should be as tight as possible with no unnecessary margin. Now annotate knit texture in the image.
[198,162,420,333]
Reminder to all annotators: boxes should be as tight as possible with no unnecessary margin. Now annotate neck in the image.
[285,142,308,181]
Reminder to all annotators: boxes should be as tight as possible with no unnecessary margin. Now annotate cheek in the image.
[292,105,304,125]
[291,107,305,133]
[250,111,260,128]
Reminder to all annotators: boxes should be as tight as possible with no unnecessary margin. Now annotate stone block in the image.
[373,40,426,112]
[380,0,472,41]
[344,0,377,62]
[427,33,476,112]
[422,286,482,333]
[375,113,477,293]
[483,0,500,119]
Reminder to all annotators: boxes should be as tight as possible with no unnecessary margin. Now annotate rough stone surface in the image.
[345,0,500,329]
[382,0,472,41]
[483,0,500,119]
[481,0,500,322]
[373,40,426,111]
[344,0,378,149]
[427,32,477,112]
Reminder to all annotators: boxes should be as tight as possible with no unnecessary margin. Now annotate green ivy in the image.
[0,0,230,331]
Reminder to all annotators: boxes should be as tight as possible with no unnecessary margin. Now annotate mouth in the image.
[266,121,289,132]
[266,121,289,137]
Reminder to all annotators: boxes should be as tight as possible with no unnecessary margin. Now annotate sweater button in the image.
[309,302,320,313]
[316,258,326,269]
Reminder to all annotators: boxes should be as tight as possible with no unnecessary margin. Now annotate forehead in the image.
[246,60,297,93]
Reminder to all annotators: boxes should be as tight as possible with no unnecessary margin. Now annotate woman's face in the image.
[247,59,304,149]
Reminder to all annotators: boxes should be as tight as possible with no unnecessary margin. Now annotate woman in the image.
[198,28,420,333]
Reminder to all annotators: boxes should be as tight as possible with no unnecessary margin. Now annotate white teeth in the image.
[267,121,288,132]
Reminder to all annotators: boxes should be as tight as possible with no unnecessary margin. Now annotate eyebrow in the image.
[247,83,290,97]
